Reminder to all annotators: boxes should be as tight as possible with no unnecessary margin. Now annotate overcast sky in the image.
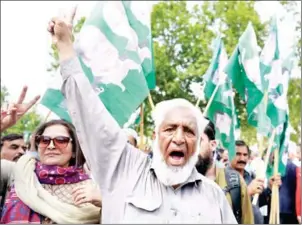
[1,1,300,119]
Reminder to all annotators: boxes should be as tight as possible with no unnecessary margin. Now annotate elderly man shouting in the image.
[47,10,237,224]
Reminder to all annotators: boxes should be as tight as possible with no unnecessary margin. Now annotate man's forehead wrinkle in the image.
[161,120,197,134]
[162,119,197,129]
[161,107,198,127]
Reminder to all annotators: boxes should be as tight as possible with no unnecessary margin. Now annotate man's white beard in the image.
[151,137,199,187]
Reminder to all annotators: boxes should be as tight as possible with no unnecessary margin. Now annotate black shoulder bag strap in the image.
[224,167,242,224]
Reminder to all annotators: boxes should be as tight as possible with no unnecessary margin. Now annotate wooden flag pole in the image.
[196,98,201,107]
[254,92,269,183]
[139,104,144,150]
[258,91,269,158]
[43,110,52,123]
[269,186,276,224]
[148,93,155,110]
[276,185,280,224]
[201,81,220,115]
[252,128,276,205]
[269,148,279,224]
[275,148,280,224]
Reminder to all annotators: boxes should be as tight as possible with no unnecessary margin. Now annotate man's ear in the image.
[152,131,156,140]
[210,140,217,151]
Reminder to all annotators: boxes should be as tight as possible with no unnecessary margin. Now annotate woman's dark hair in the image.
[204,117,216,141]
[33,119,86,167]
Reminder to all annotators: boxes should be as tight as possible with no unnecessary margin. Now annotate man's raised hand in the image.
[48,6,77,62]
[47,6,77,45]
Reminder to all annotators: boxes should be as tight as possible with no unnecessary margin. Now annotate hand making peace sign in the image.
[1,86,40,132]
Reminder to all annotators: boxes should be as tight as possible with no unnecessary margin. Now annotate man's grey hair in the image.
[151,98,208,137]
[150,98,209,186]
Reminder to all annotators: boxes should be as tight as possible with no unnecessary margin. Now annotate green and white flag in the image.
[249,17,279,136]
[123,106,140,129]
[261,17,289,128]
[41,1,156,126]
[224,22,264,125]
[266,114,289,177]
[248,17,294,142]
[203,37,237,160]
[266,50,294,177]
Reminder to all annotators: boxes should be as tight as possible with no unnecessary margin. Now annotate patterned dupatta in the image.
[1,161,89,224]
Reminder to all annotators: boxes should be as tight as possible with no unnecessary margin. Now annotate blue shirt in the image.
[279,160,297,214]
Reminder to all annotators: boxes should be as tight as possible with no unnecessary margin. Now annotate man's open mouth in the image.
[169,151,185,160]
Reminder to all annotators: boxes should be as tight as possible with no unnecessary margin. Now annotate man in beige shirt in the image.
[47,11,237,224]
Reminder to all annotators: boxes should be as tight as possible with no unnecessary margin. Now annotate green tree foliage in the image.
[147,1,267,143]
[288,78,301,143]
[1,86,9,106]
[2,110,43,136]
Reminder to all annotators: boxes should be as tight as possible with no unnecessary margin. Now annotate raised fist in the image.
[47,6,77,46]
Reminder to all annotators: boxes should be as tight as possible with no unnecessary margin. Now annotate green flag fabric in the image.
[224,22,264,126]
[247,17,295,154]
[266,50,294,177]
[261,17,288,128]
[123,106,140,129]
[41,1,156,126]
[249,17,278,136]
[266,114,289,178]
[203,37,237,160]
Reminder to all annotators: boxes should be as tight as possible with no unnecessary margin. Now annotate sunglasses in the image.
[35,135,72,149]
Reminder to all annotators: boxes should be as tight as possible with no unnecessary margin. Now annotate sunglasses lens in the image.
[37,136,51,148]
[54,136,71,149]
[36,136,71,149]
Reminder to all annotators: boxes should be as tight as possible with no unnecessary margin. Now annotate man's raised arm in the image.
[47,8,146,191]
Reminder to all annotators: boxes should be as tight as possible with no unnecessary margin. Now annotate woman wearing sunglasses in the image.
[0,120,101,224]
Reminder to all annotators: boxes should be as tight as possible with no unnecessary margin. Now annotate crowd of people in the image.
[0,9,301,224]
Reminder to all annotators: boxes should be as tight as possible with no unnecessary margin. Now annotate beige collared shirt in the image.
[60,57,237,224]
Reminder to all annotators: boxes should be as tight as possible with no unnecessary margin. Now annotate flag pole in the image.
[196,98,201,107]
[269,180,276,224]
[43,110,52,123]
[148,93,155,110]
[202,81,220,115]
[252,128,276,205]
[274,148,280,224]
[258,91,269,158]
[253,91,270,203]
[139,104,144,150]
[269,148,279,224]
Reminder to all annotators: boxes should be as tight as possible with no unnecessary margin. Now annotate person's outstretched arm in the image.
[48,9,147,192]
